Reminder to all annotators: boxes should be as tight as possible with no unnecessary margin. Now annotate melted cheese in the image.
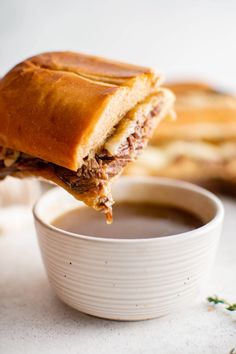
[104,89,174,155]
[104,117,137,155]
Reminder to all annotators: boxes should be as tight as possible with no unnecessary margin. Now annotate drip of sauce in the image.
[52,202,203,239]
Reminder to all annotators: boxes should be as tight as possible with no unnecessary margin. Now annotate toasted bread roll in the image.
[0,52,174,221]
[125,81,236,192]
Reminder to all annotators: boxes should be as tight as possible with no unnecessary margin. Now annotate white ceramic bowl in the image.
[33,177,224,321]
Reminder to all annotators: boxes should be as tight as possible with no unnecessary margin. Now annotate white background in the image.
[1,0,236,91]
[1,1,236,353]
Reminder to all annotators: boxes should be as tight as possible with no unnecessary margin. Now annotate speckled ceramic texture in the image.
[33,177,224,321]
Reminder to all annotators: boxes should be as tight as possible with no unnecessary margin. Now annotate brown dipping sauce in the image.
[52,202,204,239]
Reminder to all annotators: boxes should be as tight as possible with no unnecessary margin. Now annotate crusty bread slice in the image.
[151,81,236,142]
[0,52,161,171]
[7,88,174,212]
[125,81,236,195]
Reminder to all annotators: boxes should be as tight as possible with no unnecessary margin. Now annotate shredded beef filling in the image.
[0,103,160,215]
[54,104,161,193]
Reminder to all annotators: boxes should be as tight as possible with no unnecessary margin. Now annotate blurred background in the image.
[1,0,236,209]
[1,2,236,352]
[0,0,236,92]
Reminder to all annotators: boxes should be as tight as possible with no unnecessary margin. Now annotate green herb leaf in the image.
[226,304,236,312]
[207,295,236,313]
[207,296,227,305]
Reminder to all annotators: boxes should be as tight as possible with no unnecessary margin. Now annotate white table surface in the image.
[0,194,236,354]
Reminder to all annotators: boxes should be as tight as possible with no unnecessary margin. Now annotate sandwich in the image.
[125,81,236,192]
[0,51,174,221]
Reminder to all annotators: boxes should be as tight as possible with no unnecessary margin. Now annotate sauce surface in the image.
[52,202,204,239]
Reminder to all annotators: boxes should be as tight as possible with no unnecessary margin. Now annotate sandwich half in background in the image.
[125,81,236,192]
[0,51,174,221]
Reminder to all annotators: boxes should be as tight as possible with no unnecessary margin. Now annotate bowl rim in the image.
[33,176,224,243]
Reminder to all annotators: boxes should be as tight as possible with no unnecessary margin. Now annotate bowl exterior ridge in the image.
[35,217,222,320]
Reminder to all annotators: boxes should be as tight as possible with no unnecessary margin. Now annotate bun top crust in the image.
[29,51,153,84]
[0,52,160,171]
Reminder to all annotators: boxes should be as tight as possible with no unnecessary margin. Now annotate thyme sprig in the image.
[207,296,236,312]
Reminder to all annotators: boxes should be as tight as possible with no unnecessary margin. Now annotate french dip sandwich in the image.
[0,51,174,221]
[125,81,236,192]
